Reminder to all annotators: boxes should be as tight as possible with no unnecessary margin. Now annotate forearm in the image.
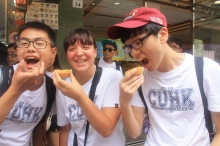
[59,125,70,146]
[78,93,120,137]
[120,103,144,139]
[0,86,22,124]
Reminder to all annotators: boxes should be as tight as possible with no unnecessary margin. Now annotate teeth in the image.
[76,60,85,63]
[26,57,39,60]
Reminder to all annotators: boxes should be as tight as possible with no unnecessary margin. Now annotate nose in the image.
[75,47,84,56]
[27,42,36,52]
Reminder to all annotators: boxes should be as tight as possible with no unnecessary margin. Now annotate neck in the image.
[29,76,44,91]
[74,65,96,85]
[103,57,114,63]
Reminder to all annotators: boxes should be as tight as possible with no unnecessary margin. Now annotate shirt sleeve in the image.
[56,89,70,126]
[102,70,122,108]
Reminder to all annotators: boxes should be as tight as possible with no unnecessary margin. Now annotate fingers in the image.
[69,70,76,83]
[15,59,25,73]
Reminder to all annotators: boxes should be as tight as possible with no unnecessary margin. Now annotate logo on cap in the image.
[150,16,163,25]
[123,10,138,21]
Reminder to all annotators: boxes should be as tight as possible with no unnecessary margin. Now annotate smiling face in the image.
[125,27,168,71]
[66,40,97,73]
[16,28,57,72]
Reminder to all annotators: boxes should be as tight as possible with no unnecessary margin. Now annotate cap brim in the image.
[107,21,148,39]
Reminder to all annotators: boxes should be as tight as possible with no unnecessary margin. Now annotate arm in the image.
[53,71,121,137]
[59,124,71,146]
[0,60,44,124]
[121,105,145,139]
[211,112,220,146]
[119,68,145,139]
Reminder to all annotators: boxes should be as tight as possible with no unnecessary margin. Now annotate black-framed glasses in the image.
[16,40,53,49]
[103,47,115,52]
[122,33,152,53]
[8,54,17,58]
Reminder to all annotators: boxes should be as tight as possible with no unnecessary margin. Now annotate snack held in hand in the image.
[125,67,144,76]
[55,69,71,78]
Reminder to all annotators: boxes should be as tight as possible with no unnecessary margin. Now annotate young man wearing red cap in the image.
[107,7,220,146]
[97,40,123,74]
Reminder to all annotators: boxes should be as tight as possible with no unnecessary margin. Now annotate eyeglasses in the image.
[8,54,17,58]
[16,40,53,49]
[122,33,152,53]
[103,48,115,52]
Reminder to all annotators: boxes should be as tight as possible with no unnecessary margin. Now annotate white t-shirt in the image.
[0,65,47,146]
[56,67,125,146]
[98,57,123,74]
[131,54,220,146]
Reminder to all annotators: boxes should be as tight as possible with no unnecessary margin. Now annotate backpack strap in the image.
[73,67,103,146]
[35,74,56,126]
[194,56,214,142]
[115,61,120,71]
[138,86,148,112]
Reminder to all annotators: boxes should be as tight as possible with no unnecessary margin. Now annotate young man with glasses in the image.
[97,40,123,73]
[107,7,220,146]
[0,21,57,146]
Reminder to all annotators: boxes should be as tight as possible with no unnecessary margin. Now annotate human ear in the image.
[51,47,57,59]
[159,27,169,44]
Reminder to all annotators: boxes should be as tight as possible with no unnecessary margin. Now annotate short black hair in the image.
[0,42,8,65]
[169,37,183,48]
[63,28,96,53]
[7,43,16,50]
[120,22,163,44]
[17,21,56,47]
[53,54,61,70]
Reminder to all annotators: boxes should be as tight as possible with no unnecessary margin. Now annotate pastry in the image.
[54,69,71,78]
[125,67,144,76]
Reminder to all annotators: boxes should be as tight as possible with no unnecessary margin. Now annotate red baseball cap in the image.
[107,7,167,39]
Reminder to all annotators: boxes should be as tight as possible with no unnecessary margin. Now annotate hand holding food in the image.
[125,67,144,76]
[54,69,71,78]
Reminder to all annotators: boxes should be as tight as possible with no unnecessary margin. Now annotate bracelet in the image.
[78,97,87,104]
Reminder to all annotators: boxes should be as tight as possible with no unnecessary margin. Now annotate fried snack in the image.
[125,67,144,76]
[54,69,71,78]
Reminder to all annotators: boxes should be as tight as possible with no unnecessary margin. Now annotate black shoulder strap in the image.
[35,74,56,128]
[138,86,148,112]
[194,56,214,142]
[73,67,103,146]
[0,65,14,97]
[115,61,120,71]
[44,74,56,118]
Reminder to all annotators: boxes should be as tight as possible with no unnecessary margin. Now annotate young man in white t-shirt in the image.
[107,7,220,146]
[97,40,123,73]
[0,21,57,146]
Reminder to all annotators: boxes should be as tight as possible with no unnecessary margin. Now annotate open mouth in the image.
[25,57,40,66]
[140,58,149,66]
